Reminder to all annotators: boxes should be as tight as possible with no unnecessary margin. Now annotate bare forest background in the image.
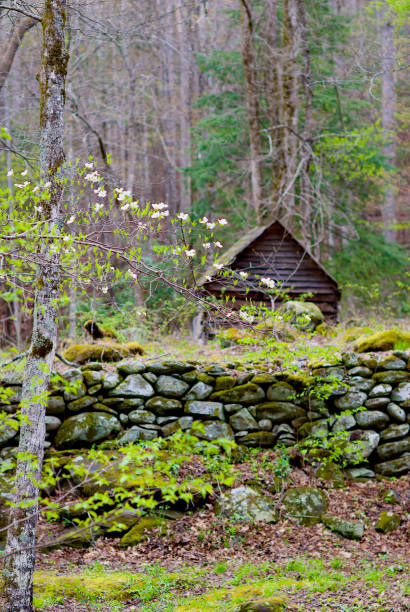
[0,0,409,347]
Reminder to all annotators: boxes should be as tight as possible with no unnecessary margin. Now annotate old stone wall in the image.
[1,350,409,477]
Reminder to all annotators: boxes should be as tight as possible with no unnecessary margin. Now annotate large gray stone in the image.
[54,412,122,449]
[185,400,224,420]
[155,375,189,398]
[184,382,213,400]
[334,392,367,411]
[118,425,158,445]
[332,414,356,432]
[364,397,390,410]
[229,408,258,432]
[0,424,17,445]
[347,366,372,378]
[355,410,389,429]
[45,415,62,432]
[148,360,193,374]
[347,430,380,461]
[240,432,277,447]
[215,486,278,523]
[322,515,364,540]
[387,403,406,423]
[46,395,65,416]
[380,423,409,441]
[349,377,375,392]
[210,383,265,405]
[373,371,408,384]
[369,384,392,398]
[376,437,410,460]
[378,356,407,371]
[102,372,121,390]
[82,370,103,386]
[117,360,145,375]
[283,487,327,525]
[108,374,154,398]
[193,420,234,441]
[128,409,156,424]
[145,396,182,415]
[255,402,305,424]
[391,382,410,403]
[266,382,296,402]
[67,395,96,412]
[374,455,410,476]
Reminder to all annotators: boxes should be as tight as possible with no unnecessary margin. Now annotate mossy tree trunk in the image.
[3,2,68,611]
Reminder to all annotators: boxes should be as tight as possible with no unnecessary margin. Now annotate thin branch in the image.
[0,4,41,21]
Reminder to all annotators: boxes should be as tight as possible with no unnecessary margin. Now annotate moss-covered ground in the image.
[32,557,409,611]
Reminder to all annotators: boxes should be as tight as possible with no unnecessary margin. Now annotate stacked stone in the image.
[0,351,409,475]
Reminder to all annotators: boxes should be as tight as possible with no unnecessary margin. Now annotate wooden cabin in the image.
[196,220,341,329]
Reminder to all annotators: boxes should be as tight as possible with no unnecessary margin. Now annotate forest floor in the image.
[32,464,409,611]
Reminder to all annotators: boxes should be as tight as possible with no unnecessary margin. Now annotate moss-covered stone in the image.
[155,375,189,398]
[215,486,278,524]
[145,396,182,415]
[67,395,96,412]
[375,511,401,533]
[376,437,410,460]
[354,330,410,353]
[193,420,234,441]
[380,423,409,441]
[108,374,154,398]
[283,487,327,525]
[185,400,224,420]
[279,300,324,330]
[147,360,193,374]
[210,383,265,404]
[266,382,296,402]
[185,381,213,400]
[378,356,407,371]
[322,515,364,540]
[391,382,410,403]
[119,516,167,547]
[54,412,122,449]
[196,372,215,385]
[117,359,145,375]
[255,402,305,424]
[386,403,406,423]
[82,370,103,386]
[215,375,236,391]
[128,409,156,424]
[374,455,410,476]
[334,391,367,411]
[316,463,345,488]
[234,597,286,611]
[382,488,401,504]
[240,432,277,448]
[372,370,408,384]
[46,395,65,416]
[355,410,389,430]
[63,342,143,364]
[229,408,259,432]
[251,373,277,385]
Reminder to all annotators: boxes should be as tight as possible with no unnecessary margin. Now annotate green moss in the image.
[375,511,401,534]
[354,329,410,353]
[120,516,168,547]
[63,342,144,364]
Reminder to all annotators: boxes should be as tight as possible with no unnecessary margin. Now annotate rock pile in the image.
[1,351,409,475]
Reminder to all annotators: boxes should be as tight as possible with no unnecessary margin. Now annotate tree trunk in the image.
[380,2,396,242]
[0,15,37,94]
[3,2,68,610]
[240,0,265,223]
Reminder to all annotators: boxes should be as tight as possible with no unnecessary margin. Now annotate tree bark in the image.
[380,2,396,242]
[3,2,68,610]
[0,15,37,93]
[240,0,265,223]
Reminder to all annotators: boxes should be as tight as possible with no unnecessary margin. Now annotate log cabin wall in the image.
[200,222,341,321]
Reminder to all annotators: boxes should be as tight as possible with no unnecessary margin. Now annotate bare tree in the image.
[3,2,68,610]
[380,1,396,242]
